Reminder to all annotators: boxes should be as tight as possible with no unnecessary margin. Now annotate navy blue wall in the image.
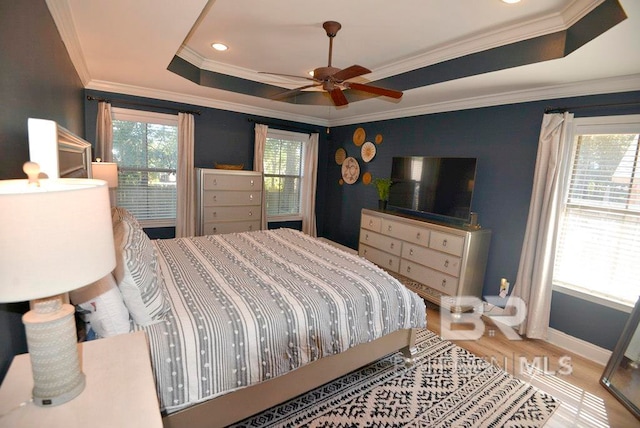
[0,0,84,381]
[323,91,640,350]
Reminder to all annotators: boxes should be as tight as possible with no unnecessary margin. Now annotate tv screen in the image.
[388,156,477,222]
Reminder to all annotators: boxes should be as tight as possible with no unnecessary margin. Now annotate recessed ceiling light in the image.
[501,0,521,3]
[211,43,228,51]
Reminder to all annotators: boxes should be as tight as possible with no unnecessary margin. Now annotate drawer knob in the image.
[213,211,217,217]
[364,249,368,255]
[387,225,392,232]
[213,227,217,233]
[249,225,253,230]
[444,260,449,268]
[213,179,217,186]
[416,232,421,239]
[250,179,254,186]
[442,239,448,247]
[213,195,217,201]
[406,265,411,273]
[409,248,414,256]
[442,279,447,287]
[249,211,253,216]
[388,259,393,266]
[250,194,254,200]
[369,219,373,226]
[365,233,369,241]
[390,243,394,249]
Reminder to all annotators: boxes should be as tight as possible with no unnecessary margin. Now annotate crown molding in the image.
[45,0,91,85]
[85,80,330,127]
[85,73,640,128]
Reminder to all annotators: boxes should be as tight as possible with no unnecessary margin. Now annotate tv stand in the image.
[358,209,491,306]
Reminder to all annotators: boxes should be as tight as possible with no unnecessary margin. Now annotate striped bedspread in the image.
[137,228,426,415]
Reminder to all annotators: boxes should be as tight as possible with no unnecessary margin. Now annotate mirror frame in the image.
[600,297,640,420]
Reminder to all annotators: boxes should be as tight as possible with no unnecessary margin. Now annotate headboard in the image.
[28,118,93,179]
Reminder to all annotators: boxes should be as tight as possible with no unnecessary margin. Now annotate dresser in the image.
[358,208,491,306]
[196,168,263,235]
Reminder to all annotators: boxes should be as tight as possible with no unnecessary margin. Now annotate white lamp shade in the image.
[0,178,116,302]
[91,162,118,188]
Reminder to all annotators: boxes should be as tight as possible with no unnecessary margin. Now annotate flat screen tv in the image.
[388,156,477,224]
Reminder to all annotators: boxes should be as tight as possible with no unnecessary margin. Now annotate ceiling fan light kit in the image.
[261,21,403,107]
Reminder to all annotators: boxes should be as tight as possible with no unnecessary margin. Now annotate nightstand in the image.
[0,331,162,428]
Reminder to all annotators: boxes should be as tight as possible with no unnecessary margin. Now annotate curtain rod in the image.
[544,100,640,114]
[247,118,322,135]
[86,95,201,115]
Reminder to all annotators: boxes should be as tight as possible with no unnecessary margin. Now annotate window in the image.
[553,115,640,310]
[263,129,306,220]
[111,108,178,227]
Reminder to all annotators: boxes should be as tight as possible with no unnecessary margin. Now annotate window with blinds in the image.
[112,108,178,227]
[264,130,306,220]
[553,115,640,308]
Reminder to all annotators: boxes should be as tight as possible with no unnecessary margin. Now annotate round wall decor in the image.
[341,157,360,184]
[334,148,346,165]
[353,128,365,146]
[361,142,376,162]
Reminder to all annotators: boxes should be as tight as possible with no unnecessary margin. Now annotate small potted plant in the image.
[374,177,392,210]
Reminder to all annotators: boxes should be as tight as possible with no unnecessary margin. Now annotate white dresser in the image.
[196,168,263,235]
[358,208,491,305]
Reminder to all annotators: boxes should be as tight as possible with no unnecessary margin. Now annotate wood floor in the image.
[424,302,640,427]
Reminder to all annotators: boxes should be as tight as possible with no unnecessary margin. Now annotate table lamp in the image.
[91,159,118,206]
[0,162,115,406]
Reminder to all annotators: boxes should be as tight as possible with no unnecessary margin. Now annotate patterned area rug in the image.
[231,329,558,427]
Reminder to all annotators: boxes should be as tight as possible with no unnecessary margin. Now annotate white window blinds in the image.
[112,108,178,227]
[264,130,305,219]
[554,126,640,306]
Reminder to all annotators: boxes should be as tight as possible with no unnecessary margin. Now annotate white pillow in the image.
[113,216,170,325]
[70,274,131,338]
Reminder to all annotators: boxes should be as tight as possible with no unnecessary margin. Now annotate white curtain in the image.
[175,112,196,238]
[253,124,268,230]
[301,133,319,237]
[95,101,113,162]
[509,112,574,339]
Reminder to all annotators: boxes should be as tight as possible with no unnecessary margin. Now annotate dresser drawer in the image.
[361,213,382,232]
[201,173,262,191]
[359,244,400,273]
[399,260,458,296]
[202,205,260,223]
[359,230,402,256]
[429,231,465,256]
[201,220,261,235]
[201,190,261,206]
[381,219,430,247]
[402,244,462,277]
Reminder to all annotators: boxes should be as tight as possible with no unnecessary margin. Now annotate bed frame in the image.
[162,328,418,428]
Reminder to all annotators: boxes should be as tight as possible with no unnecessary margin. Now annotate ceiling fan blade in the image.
[329,88,348,106]
[258,71,317,82]
[345,82,403,99]
[331,65,371,82]
[271,83,321,100]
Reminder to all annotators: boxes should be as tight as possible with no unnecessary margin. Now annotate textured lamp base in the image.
[23,296,85,406]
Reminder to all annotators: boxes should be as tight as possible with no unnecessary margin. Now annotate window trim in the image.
[111,107,178,228]
[552,114,640,311]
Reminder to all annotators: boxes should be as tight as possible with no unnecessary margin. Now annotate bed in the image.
[72,207,427,428]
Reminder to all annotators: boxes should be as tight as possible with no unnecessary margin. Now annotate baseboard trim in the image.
[546,327,611,366]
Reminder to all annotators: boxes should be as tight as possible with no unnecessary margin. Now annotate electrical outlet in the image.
[499,278,509,298]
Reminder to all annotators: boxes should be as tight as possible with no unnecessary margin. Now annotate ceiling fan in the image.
[260,21,403,107]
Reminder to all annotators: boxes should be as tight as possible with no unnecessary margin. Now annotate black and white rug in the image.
[232,329,558,427]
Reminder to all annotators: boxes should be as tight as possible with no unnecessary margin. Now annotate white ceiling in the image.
[47,0,640,127]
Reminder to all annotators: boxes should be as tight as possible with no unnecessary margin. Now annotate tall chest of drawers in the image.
[358,208,491,305]
[196,168,263,235]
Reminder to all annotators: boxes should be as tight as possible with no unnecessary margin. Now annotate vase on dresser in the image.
[378,200,388,210]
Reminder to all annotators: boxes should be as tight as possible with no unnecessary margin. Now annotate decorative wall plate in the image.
[362,171,372,185]
[353,128,365,146]
[361,142,376,162]
[375,134,383,144]
[334,148,346,165]
[341,157,360,184]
